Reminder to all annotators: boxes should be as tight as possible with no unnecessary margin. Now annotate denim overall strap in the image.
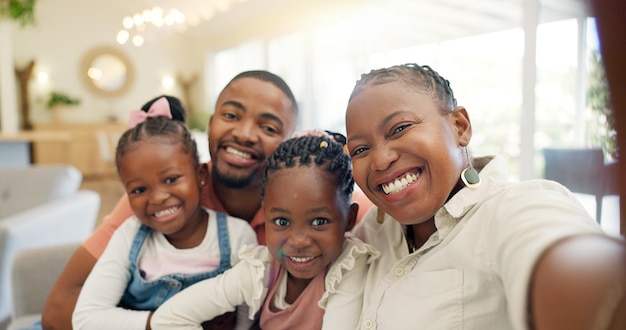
[119,213,233,311]
[127,224,151,275]
[215,211,231,269]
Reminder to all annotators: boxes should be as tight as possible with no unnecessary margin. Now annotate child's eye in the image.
[273,217,290,227]
[311,218,329,226]
[130,186,146,194]
[165,176,180,184]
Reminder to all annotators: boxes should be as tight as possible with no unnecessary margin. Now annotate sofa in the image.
[7,243,79,330]
[0,165,100,329]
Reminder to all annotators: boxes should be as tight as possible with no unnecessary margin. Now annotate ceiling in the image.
[118,0,590,50]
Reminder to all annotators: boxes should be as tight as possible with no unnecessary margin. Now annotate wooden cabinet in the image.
[28,123,127,178]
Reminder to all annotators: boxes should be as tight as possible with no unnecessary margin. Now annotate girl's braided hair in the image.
[115,117,200,173]
[261,134,354,201]
[350,63,457,113]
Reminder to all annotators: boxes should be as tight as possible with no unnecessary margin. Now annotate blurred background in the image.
[0,0,619,233]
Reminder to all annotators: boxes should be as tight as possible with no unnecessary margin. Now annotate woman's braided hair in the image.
[115,117,200,174]
[350,63,457,113]
[261,134,354,201]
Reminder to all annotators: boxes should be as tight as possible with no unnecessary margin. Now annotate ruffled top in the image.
[319,238,380,308]
[237,238,379,318]
[150,238,380,330]
[233,245,274,319]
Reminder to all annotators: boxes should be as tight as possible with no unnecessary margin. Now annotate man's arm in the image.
[529,234,626,329]
[41,246,97,330]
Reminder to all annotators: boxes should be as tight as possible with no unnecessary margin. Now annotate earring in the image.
[376,207,385,224]
[200,180,205,186]
[461,147,481,189]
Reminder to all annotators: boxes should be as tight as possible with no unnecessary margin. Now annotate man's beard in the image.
[212,162,258,189]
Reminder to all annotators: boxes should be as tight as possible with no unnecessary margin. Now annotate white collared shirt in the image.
[352,156,603,330]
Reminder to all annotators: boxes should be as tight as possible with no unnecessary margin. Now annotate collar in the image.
[424,156,509,245]
[442,155,507,219]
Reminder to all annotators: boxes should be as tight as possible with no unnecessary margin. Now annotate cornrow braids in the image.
[115,116,200,174]
[261,135,354,202]
[350,63,457,113]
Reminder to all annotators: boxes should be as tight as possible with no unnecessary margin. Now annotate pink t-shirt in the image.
[260,263,326,329]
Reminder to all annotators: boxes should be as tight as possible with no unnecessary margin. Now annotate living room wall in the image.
[11,0,206,126]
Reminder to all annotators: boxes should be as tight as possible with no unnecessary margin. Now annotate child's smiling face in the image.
[263,166,357,284]
[119,140,207,244]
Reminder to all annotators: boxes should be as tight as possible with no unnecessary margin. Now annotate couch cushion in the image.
[0,165,82,218]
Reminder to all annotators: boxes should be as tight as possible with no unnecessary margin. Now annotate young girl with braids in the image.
[72,103,257,330]
[150,133,379,330]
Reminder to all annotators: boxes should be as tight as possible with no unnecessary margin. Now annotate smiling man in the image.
[207,72,298,235]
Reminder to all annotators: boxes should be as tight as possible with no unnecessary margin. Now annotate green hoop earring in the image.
[461,167,481,189]
[461,147,480,189]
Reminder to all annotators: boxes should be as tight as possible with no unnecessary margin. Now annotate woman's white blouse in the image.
[352,156,603,330]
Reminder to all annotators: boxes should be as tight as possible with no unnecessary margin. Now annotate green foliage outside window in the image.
[586,51,618,161]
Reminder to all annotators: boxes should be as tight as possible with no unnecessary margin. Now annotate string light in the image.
[117,6,185,47]
[116,0,246,47]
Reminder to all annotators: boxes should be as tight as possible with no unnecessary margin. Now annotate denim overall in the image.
[119,211,231,310]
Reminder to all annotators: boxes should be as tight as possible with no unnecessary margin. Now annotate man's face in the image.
[209,77,297,188]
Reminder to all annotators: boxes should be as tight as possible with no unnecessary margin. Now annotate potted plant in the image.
[0,0,37,26]
[46,91,80,121]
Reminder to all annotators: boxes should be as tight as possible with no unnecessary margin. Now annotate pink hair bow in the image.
[128,97,173,128]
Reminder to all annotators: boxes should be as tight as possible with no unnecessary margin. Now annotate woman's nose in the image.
[370,146,397,171]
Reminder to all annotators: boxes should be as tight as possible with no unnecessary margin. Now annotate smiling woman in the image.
[81,46,133,97]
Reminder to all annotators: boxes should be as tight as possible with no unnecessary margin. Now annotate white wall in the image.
[11,0,206,126]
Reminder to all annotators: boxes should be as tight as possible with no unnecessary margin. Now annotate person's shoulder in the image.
[205,208,258,242]
[351,206,398,237]
[493,178,581,205]
[342,237,381,262]
[115,215,142,233]
[208,208,251,227]
[236,244,272,261]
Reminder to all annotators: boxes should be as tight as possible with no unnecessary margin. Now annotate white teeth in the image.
[394,181,402,191]
[290,256,315,263]
[382,172,419,195]
[226,147,251,160]
[154,206,178,218]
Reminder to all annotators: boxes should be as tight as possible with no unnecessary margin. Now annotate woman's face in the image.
[346,81,471,225]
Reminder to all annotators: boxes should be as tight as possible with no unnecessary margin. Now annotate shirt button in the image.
[394,267,404,276]
[169,281,178,289]
[364,319,374,329]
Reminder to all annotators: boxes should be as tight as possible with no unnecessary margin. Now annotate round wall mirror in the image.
[81,47,134,97]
